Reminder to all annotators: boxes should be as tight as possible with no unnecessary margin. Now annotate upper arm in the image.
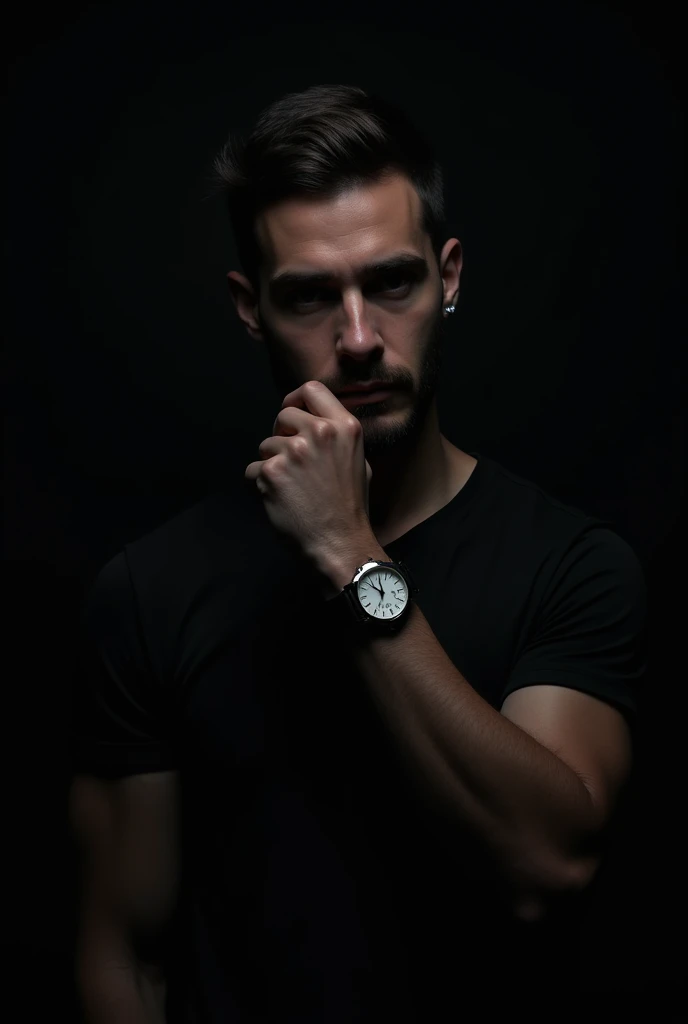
[500,684,632,825]
[69,770,181,961]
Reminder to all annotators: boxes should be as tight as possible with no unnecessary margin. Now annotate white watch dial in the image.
[356,567,408,620]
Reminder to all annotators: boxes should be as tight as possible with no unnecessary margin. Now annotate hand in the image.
[244,380,374,563]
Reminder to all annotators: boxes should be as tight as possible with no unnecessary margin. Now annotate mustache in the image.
[260,306,446,399]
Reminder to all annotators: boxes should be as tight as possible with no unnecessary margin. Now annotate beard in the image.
[259,301,447,460]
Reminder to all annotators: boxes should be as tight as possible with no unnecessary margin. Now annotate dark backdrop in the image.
[5,0,685,1014]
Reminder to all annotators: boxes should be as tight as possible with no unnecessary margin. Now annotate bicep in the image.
[500,684,632,823]
[70,770,181,955]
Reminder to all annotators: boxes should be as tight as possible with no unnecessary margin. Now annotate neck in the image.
[367,399,459,543]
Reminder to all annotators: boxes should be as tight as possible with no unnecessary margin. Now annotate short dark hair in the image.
[208,84,447,296]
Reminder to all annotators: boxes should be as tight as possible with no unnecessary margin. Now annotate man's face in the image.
[252,172,453,458]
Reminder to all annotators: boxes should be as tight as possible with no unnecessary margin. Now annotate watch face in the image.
[356,566,408,621]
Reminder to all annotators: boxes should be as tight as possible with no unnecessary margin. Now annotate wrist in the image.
[307,534,389,599]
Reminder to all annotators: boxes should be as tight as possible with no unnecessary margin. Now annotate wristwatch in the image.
[324,558,419,635]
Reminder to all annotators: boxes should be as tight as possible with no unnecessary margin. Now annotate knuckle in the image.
[314,419,334,440]
[290,435,309,459]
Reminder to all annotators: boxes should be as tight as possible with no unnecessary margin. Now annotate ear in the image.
[439,238,463,310]
[227,271,264,341]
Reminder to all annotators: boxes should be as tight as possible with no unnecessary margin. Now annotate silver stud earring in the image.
[443,305,456,315]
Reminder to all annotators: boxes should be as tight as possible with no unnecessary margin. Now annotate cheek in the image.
[403,300,442,348]
[265,323,325,380]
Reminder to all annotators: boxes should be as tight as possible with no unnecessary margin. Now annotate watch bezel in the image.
[354,562,409,622]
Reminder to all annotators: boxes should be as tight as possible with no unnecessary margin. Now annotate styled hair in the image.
[208,84,447,295]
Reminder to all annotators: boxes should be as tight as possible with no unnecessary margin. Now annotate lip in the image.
[337,382,397,394]
[338,388,397,406]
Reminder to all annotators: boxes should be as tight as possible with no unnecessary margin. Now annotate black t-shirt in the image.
[70,453,647,1020]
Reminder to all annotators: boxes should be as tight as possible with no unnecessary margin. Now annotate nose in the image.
[334,293,384,362]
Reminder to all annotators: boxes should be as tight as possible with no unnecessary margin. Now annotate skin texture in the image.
[227,170,475,546]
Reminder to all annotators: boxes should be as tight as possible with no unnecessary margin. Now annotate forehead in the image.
[255,172,427,280]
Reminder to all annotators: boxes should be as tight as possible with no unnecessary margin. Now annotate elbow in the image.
[510,852,600,923]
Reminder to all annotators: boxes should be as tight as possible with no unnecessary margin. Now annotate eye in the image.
[377,271,414,294]
[289,287,327,307]
[288,273,415,311]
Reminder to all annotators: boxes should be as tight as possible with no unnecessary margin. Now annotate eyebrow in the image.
[268,252,429,294]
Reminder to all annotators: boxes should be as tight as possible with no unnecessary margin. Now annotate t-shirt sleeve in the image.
[70,549,177,778]
[501,526,648,721]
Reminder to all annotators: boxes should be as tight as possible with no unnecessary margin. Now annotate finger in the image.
[272,405,312,436]
[244,460,274,497]
[258,435,289,458]
[281,380,345,417]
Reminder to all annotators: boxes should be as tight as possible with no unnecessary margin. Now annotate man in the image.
[70,85,647,1021]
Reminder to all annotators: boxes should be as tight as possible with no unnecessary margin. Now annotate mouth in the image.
[338,388,398,407]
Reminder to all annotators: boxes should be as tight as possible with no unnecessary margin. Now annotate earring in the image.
[443,305,456,315]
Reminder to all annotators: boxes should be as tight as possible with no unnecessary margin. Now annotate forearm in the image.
[314,539,601,906]
[76,932,166,1024]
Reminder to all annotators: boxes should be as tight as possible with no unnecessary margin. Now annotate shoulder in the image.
[479,454,644,578]
[121,479,289,594]
[108,482,298,661]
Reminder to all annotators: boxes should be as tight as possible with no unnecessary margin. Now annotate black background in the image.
[4,0,685,1013]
